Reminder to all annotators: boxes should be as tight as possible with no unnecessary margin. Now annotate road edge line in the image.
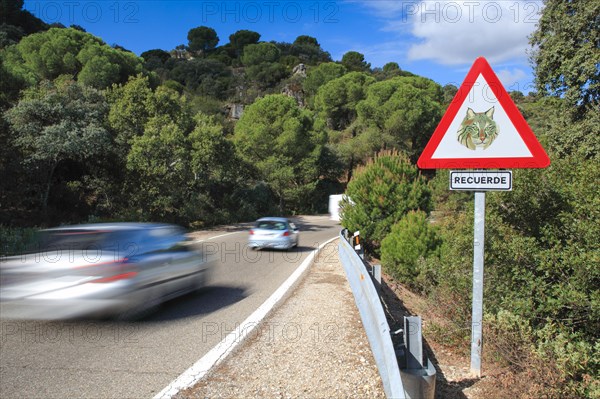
[153,236,339,399]
[195,231,240,242]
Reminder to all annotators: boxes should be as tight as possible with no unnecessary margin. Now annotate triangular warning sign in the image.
[418,57,550,169]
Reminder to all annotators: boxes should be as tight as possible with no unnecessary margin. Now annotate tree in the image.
[233,95,321,212]
[0,55,25,109]
[290,35,331,65]
[228,30,260,56]
[314,72,375,130]
[0,0,47,35]
[108,74,193,159]
[190,113,237,185]
[381,210,440,285]
[5,78,111,213]
[302,62,346,99]
[141,49,171,64]
[1,0,25,25]
[442,84,458,105]
[356,76,444,161]
[3,27,94,83]
[294,35,319,47]
[187,26,219,55]
[340,150,431,255]
[126,115,191,221]
[245,62,288,89]
[140,49,172,77]
[107,74,154,149]
[383,62,400,74]
[341,51,370,72]
[374,62,416,81]
[70,25,86,32]
[3,27,143,88]
[77,44,121,89]
[530,0,600,113]
[169,58,232,98]
[313,72,376,180]
[0,24,25,48]
[241,42,286,88]
[241,42,280,65]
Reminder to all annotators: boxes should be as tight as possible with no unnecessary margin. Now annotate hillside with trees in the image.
[1,0,598,396]
[1,0,443,226]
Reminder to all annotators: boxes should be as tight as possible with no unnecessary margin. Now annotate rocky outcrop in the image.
[292,63,307,77]
[281,83,305,107]
[225,103,244,120]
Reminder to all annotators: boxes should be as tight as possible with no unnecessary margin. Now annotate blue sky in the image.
[23,0,543,92]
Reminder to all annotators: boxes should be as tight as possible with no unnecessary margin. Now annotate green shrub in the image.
[340,150,431,255]
[381,210,440,286]
[484,310,600,398]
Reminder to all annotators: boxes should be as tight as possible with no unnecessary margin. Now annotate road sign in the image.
[450,171,512,191]
[416,57,552,377]
[418,57,550,169]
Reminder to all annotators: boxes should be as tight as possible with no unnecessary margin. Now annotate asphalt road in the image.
[0,215,340,399]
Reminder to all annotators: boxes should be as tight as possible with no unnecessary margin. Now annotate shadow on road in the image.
[293,216,338,233]
[144,285,249,322]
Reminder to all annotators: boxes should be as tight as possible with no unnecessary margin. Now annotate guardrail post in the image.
[399,316,436,399]
[372,264,382,294]
[404,317,424,369]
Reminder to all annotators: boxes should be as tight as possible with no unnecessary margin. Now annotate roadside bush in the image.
[381,210,440,287]
[423,152,599,397]
[340,150,431,255]
[484,310,600,398]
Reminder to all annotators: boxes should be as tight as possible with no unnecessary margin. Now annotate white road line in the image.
[154,236,339,399]
[195,231,240,242]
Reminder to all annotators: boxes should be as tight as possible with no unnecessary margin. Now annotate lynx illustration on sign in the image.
[457,107,499,150]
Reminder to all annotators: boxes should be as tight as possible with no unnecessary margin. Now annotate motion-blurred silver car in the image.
[248,217,299,250]
[0,223,209,320]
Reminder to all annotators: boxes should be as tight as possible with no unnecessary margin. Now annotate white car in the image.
[248,217,299,250]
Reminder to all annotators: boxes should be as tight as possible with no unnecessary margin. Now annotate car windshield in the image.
[255,221,287,230]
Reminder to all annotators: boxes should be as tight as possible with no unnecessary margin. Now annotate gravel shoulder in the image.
[178,240,386,398]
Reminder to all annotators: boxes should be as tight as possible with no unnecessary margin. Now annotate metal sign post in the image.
[470,191,485,376]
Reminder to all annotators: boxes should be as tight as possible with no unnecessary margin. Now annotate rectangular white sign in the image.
[450,171,512,191]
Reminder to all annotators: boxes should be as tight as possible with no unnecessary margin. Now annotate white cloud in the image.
[354,0,543,66]
[408,1,541,65]
[496,68,530,89]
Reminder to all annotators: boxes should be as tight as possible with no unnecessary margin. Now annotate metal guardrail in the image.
[338,229,405,398]
[338,229,436,399]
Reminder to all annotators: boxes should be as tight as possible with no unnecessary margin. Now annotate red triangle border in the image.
[417,57,550,169]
